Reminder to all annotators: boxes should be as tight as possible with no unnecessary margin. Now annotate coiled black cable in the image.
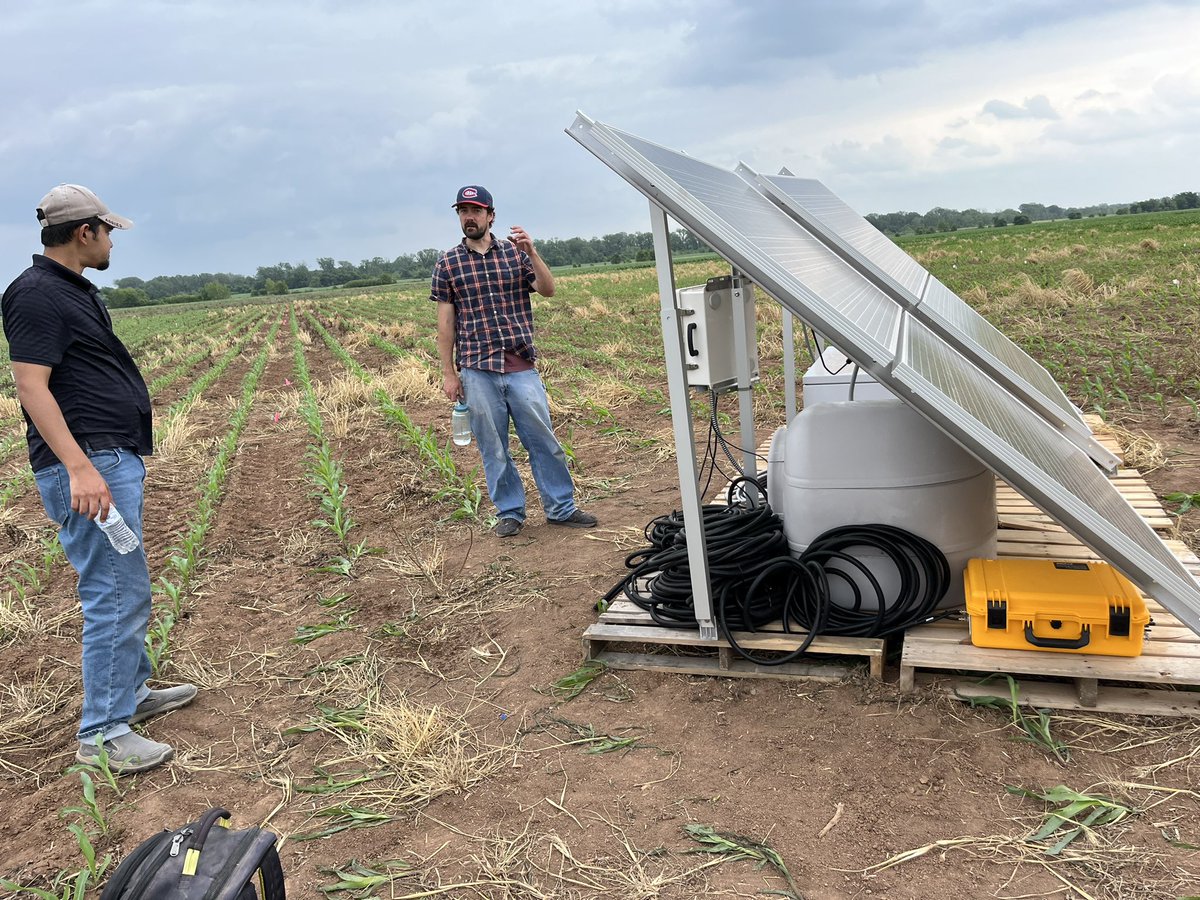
[602,496,951,666]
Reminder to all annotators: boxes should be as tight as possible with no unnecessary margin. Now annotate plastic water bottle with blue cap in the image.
[452,401,472,447]
[96,505,140,554]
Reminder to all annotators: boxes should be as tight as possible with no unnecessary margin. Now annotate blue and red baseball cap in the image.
[453,185,493,209]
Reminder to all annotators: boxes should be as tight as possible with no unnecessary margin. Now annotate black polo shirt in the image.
[2,255,152,471]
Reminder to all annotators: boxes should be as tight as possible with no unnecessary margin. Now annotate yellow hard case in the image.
[964,558,1150,657]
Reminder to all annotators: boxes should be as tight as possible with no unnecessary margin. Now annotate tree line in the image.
[866,191,1199,236]
[101,229,710,308]
[101,190,1199,308]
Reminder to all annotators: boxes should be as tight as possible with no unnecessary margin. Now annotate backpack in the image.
[100,807,285,900]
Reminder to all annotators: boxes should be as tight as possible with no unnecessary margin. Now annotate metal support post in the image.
[782,309,797,425]
[730,267,760,499]
[650,201,717,640]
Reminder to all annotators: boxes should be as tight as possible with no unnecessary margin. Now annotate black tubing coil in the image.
[602,497,951,666]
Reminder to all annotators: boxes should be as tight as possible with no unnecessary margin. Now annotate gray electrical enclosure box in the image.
[802,344,894,406]
[675,275,759,392]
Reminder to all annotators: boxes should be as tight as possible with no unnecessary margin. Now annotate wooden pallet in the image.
[584,599,885,681]
[901,469,1200,717]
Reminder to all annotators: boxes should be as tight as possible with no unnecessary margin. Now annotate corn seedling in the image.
[292,805,394,842]
[318,858,414,896]
[64,824,109,883]
[60,771,109,836]
[1166,491,1200,515]
[285,701,370,735]
[964,675,1071,763]
[68,736,122,795]
[292,611,358,645]
[303,654,369,677]
[1006,784,1133,854]
[0,871,91,900]
[544,660,606,701]
[683,824,800,899]
[293,769,383,795]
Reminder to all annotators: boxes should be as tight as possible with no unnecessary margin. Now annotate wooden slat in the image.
[585,622,882,658]
[590,649,852,682]
[902,636,1200,682]
[933,676,1200,718]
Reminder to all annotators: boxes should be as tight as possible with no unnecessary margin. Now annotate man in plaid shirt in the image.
[432,185,597,538]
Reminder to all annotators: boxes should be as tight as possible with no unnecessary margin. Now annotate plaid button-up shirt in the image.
[430,236,537,373]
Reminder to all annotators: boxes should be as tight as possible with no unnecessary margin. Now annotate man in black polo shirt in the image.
[2,184,196,774]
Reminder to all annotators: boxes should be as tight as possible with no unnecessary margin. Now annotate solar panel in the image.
[568,115,905,366]
[749,172,1118,472]
[566,112,1200,637]
[895,319,1194,600]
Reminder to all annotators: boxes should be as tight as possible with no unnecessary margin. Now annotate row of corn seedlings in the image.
[143,310,265,397]
[151,319,267,444]
[146,321,280,673]
[303,310,482,520]
[286,308,373,661]
[290,309,368,571]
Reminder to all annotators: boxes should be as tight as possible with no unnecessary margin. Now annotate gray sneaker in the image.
[76,732,174,775]
[548,509,598,528]
[130,684,198,724]
[494,517,523,537]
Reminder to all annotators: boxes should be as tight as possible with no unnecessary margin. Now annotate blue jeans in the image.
[460,368,577,522]
[35,449,152,742]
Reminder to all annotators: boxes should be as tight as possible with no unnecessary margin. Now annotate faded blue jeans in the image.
[460,367,578,523]
[35,448,152,743]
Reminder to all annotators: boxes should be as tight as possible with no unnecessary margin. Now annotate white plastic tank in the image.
[767,399,997,610]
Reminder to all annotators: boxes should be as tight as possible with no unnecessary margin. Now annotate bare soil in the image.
[2,319,1199,900]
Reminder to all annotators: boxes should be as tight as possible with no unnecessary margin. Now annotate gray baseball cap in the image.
[36,184,133,229]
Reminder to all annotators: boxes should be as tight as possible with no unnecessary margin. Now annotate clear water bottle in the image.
[452,401,472,447]
[96,505,140,554]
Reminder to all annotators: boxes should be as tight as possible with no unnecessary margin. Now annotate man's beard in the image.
[95,259,110,271]
[461,221,486,239]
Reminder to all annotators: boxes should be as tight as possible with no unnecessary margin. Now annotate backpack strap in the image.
[255,842,287,900]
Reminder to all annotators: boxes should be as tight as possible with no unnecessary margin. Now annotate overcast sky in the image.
[2,0,1198,286]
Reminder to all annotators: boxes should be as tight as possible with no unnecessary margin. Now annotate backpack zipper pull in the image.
[169,828,194,857]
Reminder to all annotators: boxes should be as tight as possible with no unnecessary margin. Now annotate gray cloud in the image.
[982,95,1060,120]
[936,137,1001,158]
[667,0,1192,84]
[821,135,914,174]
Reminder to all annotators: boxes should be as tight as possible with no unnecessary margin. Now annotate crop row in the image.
[303,309,482,520]
[147,319,280,672]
